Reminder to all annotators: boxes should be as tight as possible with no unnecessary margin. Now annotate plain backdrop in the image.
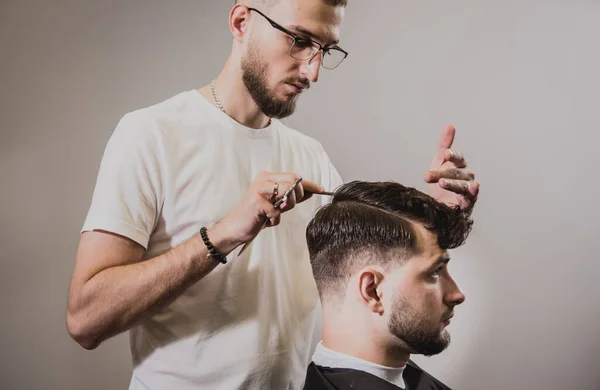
[1,0,599,389]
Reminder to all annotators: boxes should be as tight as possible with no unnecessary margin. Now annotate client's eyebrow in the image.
[429,256,450,269]
[289,25,340,46]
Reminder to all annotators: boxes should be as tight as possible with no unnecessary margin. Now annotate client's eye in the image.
[431,266,444,278]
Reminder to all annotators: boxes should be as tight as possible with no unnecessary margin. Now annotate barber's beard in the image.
[388,296,451,356]
[241,43,300,119]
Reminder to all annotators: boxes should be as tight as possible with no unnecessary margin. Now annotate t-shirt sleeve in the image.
[81,112,165,249]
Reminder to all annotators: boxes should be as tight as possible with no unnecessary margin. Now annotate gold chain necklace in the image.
[210,79,271,126]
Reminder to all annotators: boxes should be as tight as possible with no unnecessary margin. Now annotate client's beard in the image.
[388,296,451,356]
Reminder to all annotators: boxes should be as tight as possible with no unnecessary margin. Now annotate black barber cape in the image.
[303,360,452,390]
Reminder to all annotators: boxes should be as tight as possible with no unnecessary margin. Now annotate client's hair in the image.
[306,181,473,297]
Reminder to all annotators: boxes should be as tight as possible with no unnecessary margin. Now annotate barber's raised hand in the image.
[424,125,480,212]
[210,171,323,251]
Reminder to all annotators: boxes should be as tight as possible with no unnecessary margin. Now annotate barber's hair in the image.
[234,0,347,7]
[306,181,473,297]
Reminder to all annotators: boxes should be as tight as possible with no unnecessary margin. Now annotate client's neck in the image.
[321,306,411,368]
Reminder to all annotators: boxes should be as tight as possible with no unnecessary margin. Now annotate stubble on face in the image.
[241,37,301,119]
[388,294,451,356]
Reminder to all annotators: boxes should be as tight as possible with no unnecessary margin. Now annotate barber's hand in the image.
[209,171,324,251]
[424,125,480,212]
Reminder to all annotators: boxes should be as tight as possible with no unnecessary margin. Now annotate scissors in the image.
[236,178,333,256]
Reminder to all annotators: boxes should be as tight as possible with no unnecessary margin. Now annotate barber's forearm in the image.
[70,226,236,349]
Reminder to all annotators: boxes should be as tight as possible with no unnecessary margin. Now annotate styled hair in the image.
[306,181,473,297]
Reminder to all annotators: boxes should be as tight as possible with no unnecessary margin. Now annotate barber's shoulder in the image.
[111,92,193,148]
[110,110,164,150]
[112,90,197,141]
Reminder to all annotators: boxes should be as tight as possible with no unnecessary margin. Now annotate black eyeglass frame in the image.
[247,7,348,70]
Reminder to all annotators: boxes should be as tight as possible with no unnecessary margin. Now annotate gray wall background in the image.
[1,0,599,389]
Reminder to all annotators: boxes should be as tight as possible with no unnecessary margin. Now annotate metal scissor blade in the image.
[236,177,303,257]
[308,190,334,196]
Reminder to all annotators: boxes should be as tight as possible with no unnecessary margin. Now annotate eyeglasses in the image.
[248,7,348,70]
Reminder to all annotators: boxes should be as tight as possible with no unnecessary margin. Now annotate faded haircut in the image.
[306,181,473,298]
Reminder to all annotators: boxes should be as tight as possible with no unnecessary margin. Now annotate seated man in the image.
[303,181,474,390]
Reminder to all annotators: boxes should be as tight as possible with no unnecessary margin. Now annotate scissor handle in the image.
[273,177,303,208]
[237,177,303,256]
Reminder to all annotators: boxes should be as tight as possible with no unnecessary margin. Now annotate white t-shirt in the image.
[312,341,407,389]
[81,90,344,390]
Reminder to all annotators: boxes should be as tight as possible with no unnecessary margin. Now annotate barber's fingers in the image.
[256,171,324,201]
[260,199,282,219]
[254,180,300,218]
[469,180,481,198]
[425,168,475,183]
[440,179,480,199]
[259,171,300,183]
[443,149,467,168]
[279,186,298,212]
[297,179,324,202]
[255,179,295,202]
[265,214,281,227]
[278,178,326,210]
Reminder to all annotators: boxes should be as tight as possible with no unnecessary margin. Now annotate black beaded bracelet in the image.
[199,227,227,264]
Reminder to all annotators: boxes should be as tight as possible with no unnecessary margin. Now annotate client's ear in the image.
[358,268,385,315]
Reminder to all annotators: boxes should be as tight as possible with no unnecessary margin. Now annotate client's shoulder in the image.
[405,359,453,390]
